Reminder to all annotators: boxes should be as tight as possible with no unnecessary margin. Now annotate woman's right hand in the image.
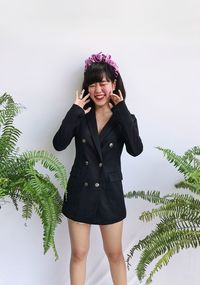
[74,89,91,114]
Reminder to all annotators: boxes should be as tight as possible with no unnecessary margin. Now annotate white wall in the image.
[0,0,200,284]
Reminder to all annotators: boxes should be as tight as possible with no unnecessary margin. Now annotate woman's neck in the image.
[95,103,111,114]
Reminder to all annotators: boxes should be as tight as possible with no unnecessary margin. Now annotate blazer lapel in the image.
[99,115,115,142]
[86,109,103,161]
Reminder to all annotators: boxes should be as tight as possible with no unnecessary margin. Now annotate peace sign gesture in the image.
[74,89,91,114]
[110,89,124,106]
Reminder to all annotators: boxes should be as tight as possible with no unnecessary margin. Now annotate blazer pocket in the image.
[108,172,123,182]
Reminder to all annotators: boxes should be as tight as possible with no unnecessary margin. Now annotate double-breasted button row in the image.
[84,182,100,188]
[82,138,114,149]
[84,161,102,167]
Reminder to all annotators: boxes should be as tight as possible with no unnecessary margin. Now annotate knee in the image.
[71,248,89,263]
[105,250,124,264]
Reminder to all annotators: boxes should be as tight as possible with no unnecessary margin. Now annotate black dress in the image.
[53,101,143,225]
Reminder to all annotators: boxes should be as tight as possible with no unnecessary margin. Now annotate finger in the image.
[109,102,113,109]
[83,93,90,100]
[85,99,90,104]
[110,94,118,100]
[75,90,79,99]
[118,89,123,99]
[110,94,120,105]
[79,89,85,99]
[85,107,91,114]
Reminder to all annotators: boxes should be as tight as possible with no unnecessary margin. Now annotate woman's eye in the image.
[89,84,95,88]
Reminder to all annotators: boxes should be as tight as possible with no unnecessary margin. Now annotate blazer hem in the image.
[62,210,126,225]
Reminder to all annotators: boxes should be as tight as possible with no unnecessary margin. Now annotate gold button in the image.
[95,182,100,188]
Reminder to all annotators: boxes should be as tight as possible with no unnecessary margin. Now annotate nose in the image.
[95,83,101,93]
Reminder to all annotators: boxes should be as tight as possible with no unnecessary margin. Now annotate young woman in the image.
[53,52,143,285]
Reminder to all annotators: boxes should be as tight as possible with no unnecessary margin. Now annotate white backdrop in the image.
[0,0,200,284]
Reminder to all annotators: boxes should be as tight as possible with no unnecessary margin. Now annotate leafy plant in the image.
[125,146,200,284]
[0,93,67,259]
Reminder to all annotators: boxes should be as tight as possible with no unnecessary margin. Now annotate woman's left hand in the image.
[110,89,124,106]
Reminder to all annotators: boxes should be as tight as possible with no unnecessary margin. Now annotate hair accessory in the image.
[84,52,119,77]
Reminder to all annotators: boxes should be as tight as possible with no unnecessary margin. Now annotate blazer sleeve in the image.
[53,104,85,151]
[111,101,143,156]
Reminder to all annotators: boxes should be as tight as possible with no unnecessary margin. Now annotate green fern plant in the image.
[125,146,200,284]
[0,93,67,259]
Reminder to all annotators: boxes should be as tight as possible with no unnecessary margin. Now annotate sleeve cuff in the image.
[111,101,130,115]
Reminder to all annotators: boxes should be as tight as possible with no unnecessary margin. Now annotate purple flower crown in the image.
[84,52,119,77]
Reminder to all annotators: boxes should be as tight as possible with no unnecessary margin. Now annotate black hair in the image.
[82,62,126,100]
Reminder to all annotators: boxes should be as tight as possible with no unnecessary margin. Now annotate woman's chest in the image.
[95,111,113,134]
[75,116,123,149]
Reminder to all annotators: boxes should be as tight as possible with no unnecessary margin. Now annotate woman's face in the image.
[88,76,116,108]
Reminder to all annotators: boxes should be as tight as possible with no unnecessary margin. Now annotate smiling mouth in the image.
[95,94,105,100]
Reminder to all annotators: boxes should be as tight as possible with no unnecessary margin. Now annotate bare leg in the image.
[68,219,91,285]
[100,221,127,285]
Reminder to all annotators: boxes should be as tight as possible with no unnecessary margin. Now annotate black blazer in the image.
[53,101,143,225]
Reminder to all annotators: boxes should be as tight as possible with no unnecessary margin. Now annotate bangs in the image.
[83,62,115,86]
[85,70,106,86]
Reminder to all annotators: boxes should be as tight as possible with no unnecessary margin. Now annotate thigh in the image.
[99,221,123,253]
[68,219,91,251]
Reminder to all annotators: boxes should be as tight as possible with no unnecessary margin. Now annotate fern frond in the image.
[136,229,200,281]
[126,233,153,270]
[0,93,15,105]
[9,189,20,210]
[0,93,67,259]
[22,198,33,220]
[126,214,200,270]
[165,193,200,209]
[126,217,176,267]
[51,239,59,261]
[0,125,21,159]
[145,248,175,285]
[175,180,200,195]
[0,188,7,199]
[127,145,200,283]
[0,93,23,127]
[157,147,194,176]
[125,191,168,205]
[140,203,200,223]
[20,150,67,189]
[183,146,200,167]
[23,166,62,256]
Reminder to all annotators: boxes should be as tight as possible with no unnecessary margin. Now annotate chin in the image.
[95,96,110,105]
[95,100,108,107]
